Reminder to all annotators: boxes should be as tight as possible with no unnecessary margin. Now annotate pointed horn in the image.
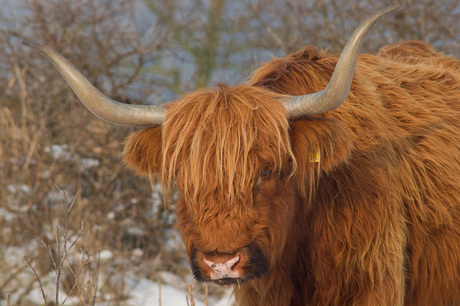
[282,5,400,117]
[23,41,166,126]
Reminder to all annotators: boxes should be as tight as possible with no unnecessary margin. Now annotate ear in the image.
[290,117,353,175]
[124,127,163,176]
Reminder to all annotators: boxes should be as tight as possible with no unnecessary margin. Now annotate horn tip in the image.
[22,40,34,47]
[381,5,401,14]
[22,41,42,50]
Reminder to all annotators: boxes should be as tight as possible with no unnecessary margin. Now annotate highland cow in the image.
[24,6,460,305]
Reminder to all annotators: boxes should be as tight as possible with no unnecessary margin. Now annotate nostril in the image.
[230,255,240,270]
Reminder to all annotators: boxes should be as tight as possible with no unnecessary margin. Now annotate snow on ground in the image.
[126,276,234,306]
[127,277,204,306]
[3,274,234,306]
[0,245,233,306]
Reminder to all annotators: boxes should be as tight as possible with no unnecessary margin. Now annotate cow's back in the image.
[376,41,460,305]
[335,41,460,305]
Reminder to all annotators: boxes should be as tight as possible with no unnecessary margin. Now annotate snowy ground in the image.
[2,268,234,306]
[12,276,234,306]
[0,244,234,306]
[126,277,233,306]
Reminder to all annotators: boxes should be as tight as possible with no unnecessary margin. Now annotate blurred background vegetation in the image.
[0,0,459,304]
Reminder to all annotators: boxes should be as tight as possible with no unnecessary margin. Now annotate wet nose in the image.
[203,253,241,279]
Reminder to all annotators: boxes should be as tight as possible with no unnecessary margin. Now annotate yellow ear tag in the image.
[310,149,321,163]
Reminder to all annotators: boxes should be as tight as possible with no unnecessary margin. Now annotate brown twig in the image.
[25,257,48,305]
[204,283,208,306]
[187,284,195,306]
[158,279,162,306]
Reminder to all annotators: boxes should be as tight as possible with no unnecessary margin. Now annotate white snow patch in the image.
[99,249,114,261]
[163,230,183,253]
[126,275,234,306]
[125,277,205,306]
[81,158,100,169]
[45,144,72,160]
[6,184,30,194]
[132,248,144,258]
[25,275,81,306]
[126,226,145,237]
[0,207,15,221]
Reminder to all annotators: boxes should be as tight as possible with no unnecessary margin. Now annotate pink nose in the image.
[203,254,241,280]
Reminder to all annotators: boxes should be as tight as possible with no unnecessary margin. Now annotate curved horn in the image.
[282,5,400,117]
[23,41,166,126]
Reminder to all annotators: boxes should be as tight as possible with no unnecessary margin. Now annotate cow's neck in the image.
[234,195,310,305]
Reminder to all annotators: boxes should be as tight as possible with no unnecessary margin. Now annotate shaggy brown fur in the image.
[124,41,460,305]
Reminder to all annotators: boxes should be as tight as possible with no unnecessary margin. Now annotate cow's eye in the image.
[261,168,272,178]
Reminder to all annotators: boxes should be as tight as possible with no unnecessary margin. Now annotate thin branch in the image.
[25,258,48,305]
[158,279,162,306]
[187,284,195,306]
